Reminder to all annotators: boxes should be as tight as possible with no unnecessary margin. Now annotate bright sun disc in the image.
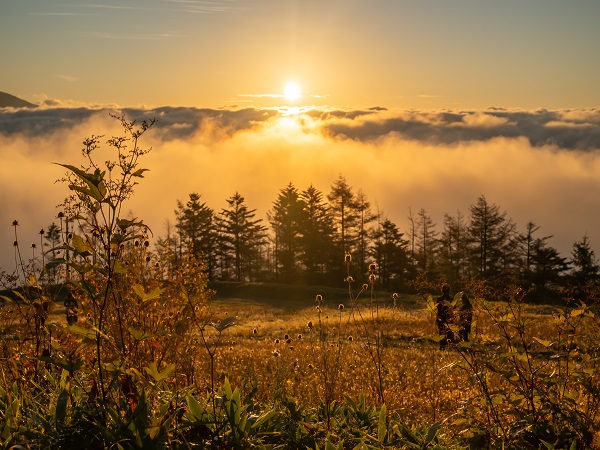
[284,82,301,101]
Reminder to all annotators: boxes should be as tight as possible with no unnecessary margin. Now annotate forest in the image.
[131,179,598,301]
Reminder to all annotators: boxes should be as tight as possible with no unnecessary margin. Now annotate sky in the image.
[1,0,600,275]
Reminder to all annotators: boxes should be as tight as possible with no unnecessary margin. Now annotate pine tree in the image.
[570,234,599,285]
[175,193,216,279]
[268,183,304,283]
[217,192,267,282]
[298,185,335,284]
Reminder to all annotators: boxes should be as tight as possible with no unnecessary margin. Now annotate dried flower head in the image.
[297,334,302,339]
[392,292,399,300]
[284,334,289,340]
[369,263,377,272]
[58,212,64,218]
[13,240,18,247]
[253,328,258,334]
[362,283,369,290]
[145,256,151,262]
[369,273,376,283]
[307,321,313,329]
[12,220,19,226]
[275,338,280,344]
[273,349,280,358]
[348,335,353,342]
[344,253,352,263]
[39,229,45,235]
[315,294,323,303]
[338,304,344,310]
[344,276,355,283]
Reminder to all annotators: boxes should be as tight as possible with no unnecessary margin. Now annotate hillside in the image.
[0,91,36,108]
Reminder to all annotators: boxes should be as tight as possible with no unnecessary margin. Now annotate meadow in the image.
[1,116,599,449]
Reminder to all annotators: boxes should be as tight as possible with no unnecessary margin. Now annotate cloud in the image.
[1,105,600,273]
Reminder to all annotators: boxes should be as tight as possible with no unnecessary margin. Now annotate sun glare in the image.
[284,82,301,102]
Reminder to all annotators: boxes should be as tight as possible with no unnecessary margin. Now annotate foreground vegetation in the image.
[1,116,599,449]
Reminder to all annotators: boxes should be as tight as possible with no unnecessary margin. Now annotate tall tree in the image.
[371,218,411,290]
[415,208,438,272]
[467,195,517,280]
[268,183,304,283]
[354,189,380,278]
[175,193,216,279]
[327,176,359,272]
[528,238,569,298]
[298,185,335,284]
[570,234,599,286]
[438,210,469,283]
[217,192,267,282]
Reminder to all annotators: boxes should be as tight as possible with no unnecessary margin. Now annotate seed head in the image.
[13,240,18,247]
[369,273,376,283]
[369,263,377,272]
[297,334,302,339]
[12,220,19,226]
[344,276,355,283]
[348,335,353,342]
[31,243,36,249]
[284,334,289,339]
[344,253,352,263]
[315,294,323,303]
[275,338,280,344]
[273,349,280,358]
[145,256,151,262]
[39,229,45,235]
[392,293,399,300]
[362,283,369,290]
[338,303,344,311]
[307,321,313,329]
[253,328,258,334]
[57,212,64,218]
[144,240,150,247]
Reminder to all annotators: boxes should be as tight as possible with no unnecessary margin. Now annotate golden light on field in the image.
[284,82,301,102]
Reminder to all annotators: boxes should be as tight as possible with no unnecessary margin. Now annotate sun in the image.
[284,82,301,101]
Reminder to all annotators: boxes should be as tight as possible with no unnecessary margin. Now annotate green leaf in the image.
[144,362,175,383]
[533,337,552,348]
[424,423,440,444]
[37,356,83,374]
[56,388,68,427]
[56,163,107,202]
[128,327,155,341]
[186,394,206,421]
[213,316,237,332]
[132,284,164,303]
[377,404,387,443]
[132,168,150,178]
[67,325,98,341]
[71,234,93,257]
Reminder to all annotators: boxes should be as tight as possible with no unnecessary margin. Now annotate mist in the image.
[2,106,600,274]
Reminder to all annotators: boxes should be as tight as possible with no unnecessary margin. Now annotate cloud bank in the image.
[1,105,600,274]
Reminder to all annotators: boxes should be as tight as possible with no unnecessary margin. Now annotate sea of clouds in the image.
[2,105,600,274]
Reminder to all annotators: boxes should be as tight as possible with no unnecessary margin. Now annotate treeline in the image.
[154,175,598,299]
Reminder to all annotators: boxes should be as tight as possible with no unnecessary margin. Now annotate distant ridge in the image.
[0,92,36,108]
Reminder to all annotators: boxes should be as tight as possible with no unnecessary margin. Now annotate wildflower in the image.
[392,293,399,300]
[12,220,18,226]
[145,256,151,262]
[134,240,140,246]
[58,212,64,218]
[362,283,369,290]
[369,263,377,272]
[344,253,352,263]
[315,294,323,303]
[39,229,45,235]
[286,338,292,344]
[344,276,355,283]
[297,334,302,339]
[275,338,280,344]
[273,349,280,358]
[369,273,376,283]
[144,240,150,247]
[348,336,353,342]
[31,243,36,249]
[338,304,344,311]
